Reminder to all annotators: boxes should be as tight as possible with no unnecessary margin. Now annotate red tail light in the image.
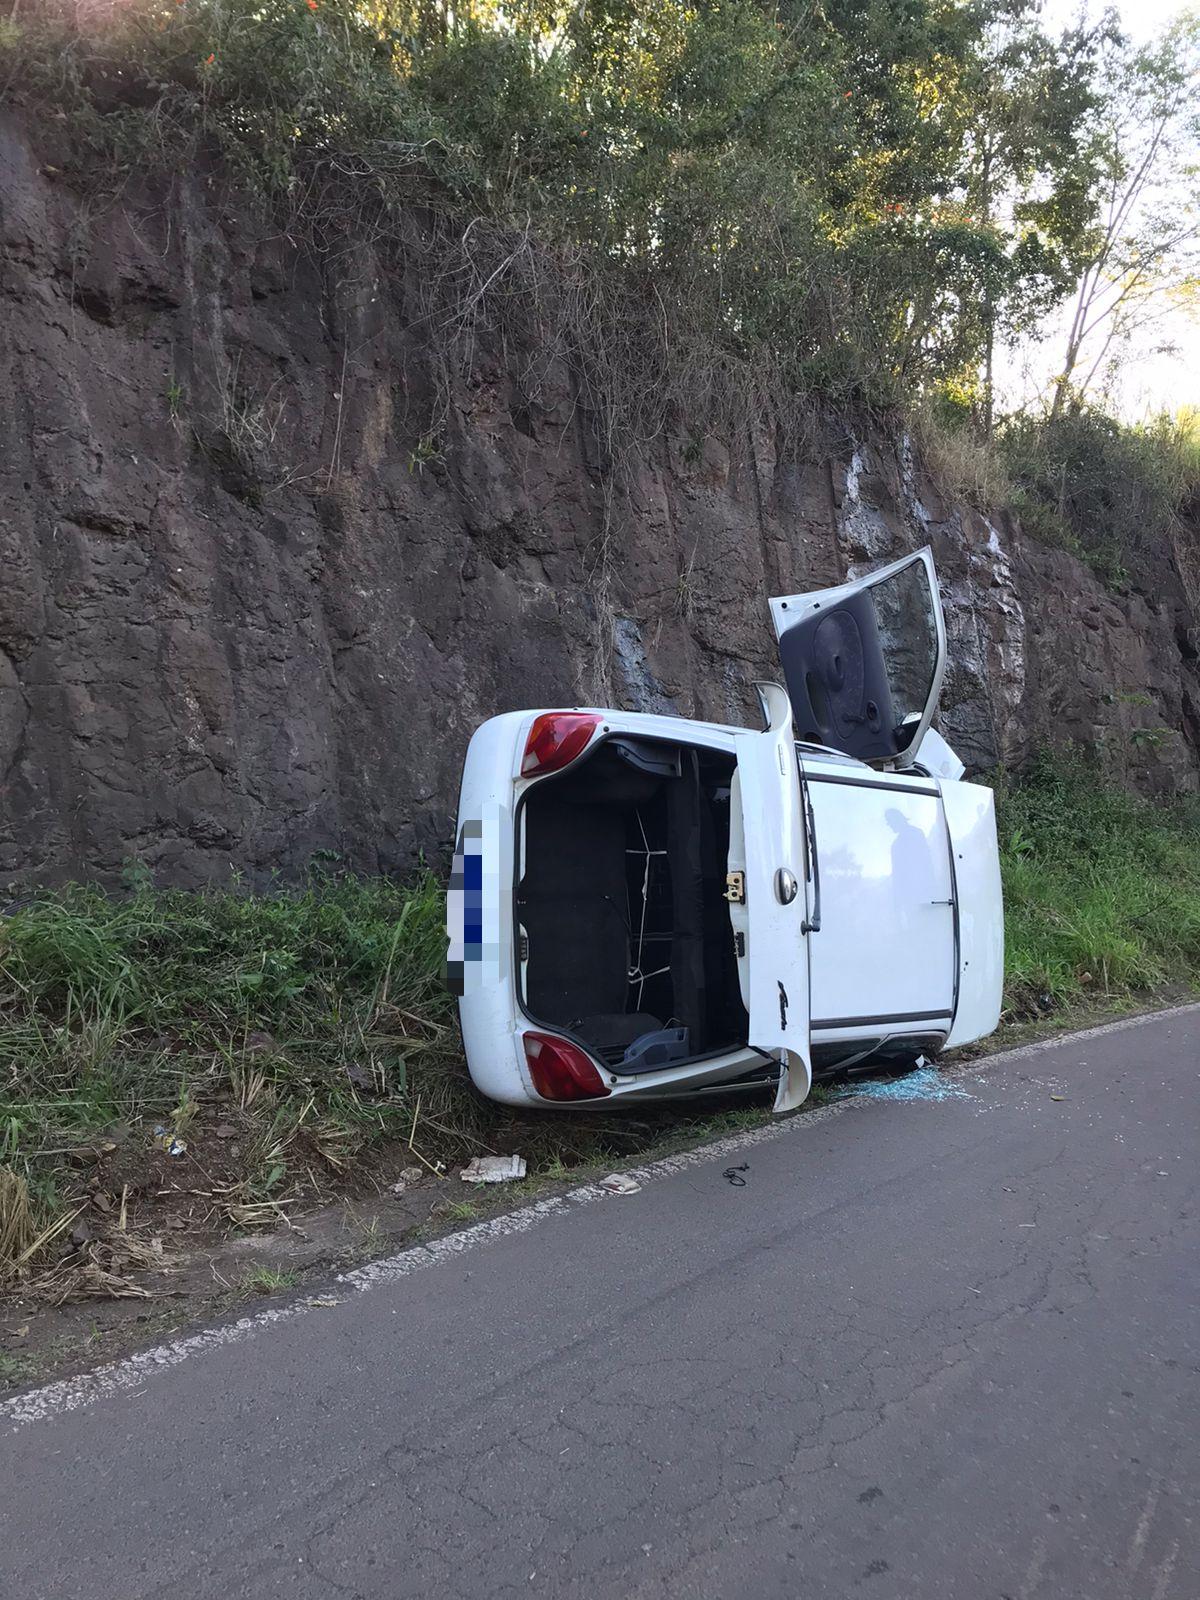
[524,1032,610,1101]
[520,713,602,777]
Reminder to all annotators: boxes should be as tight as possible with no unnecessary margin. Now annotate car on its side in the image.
[447,548,1003,1113]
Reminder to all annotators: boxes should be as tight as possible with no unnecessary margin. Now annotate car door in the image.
[804,774,956,1033]
[729,683,814,1113]
[768,548,947,768]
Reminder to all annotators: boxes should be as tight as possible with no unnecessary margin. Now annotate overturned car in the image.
[447,548,1003,1112]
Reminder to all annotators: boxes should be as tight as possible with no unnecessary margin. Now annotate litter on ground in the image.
[599,1173,641,1195]
[460,1155,527,1184]
[153,1125,188,1157]
[390,1166,426,1194]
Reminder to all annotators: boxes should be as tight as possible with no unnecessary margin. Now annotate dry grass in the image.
[909,403,1011,512]
[27,1234,166,1307]
[0,1167,37,1283]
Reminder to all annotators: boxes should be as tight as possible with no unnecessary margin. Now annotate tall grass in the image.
[996,755,1200,1011]
[0,871,459,1241]
[0,868,700,1276]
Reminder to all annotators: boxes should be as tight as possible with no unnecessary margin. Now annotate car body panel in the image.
[915,726,966,781]
[941,779,1005,1048]
[805,774,955,1031]
[448,714,525,1105]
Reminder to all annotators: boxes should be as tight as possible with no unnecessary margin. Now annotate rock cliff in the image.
[1,111,1197,887]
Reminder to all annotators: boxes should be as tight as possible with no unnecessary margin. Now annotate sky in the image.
[997,0,1199,420]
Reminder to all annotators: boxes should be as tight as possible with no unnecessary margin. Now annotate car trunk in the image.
[516,737,747,1071]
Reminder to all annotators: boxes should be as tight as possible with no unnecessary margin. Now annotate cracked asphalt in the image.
[3,1009,1197,1600]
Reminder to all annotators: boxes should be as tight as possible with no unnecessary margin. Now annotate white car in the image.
[447,548,1003,1113]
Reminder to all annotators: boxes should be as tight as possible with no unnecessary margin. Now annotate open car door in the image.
[769,548,947,769]
[729,683,813,1113]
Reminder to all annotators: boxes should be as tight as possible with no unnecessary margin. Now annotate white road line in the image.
[947,1000,1200,1074]
[4,1001,1196,1431]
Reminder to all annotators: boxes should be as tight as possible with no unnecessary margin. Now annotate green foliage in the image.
[0,870,455,1221]
[0,870,448,1033]
[1000,406,1200,584]
[0,0,1112,412]
[0,866,768,1262]
[242,1265,298,1293]
[996,754,1200,1012]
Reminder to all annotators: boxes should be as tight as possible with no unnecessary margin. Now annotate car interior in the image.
[515,737,749,1071]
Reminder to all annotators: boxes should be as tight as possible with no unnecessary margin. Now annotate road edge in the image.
[5,999,1198,1430]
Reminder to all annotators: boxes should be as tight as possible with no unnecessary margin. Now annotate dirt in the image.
[0,1141,499,1392]
[0,109,1198,893]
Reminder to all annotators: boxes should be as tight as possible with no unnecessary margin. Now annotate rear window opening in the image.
[515,736,748,1072]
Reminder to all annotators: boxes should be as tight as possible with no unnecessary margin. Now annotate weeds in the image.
[1001,407,1200,587]
[216,353,283,473]
[0,869,457,1274]
[0,1351,36,1387]
[242,1266,297,1294]
[909,400,1011,512]
[995,754,1200,1014]
[407,432,444,475]
[0,867,738,1282]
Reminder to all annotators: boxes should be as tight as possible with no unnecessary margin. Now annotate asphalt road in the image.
[3,1009,1198,1600]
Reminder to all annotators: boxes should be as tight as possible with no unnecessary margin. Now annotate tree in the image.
[1050,12,1200,419]
[955,9,1110,434]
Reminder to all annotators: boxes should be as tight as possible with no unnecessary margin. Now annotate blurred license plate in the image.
[446,811,502,995]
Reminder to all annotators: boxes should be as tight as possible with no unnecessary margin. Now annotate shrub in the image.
[1000,407,1200,585]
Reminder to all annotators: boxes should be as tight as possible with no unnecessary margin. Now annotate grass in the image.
[909,400,1012,512]
[994,754,1200,1015]
[0,868,461,1283]
[242,1266,297,1295]
[1000,407,1200,588]
[0,866,761,1283]
[0,1350,37,1387]
[2,756,1199,1288]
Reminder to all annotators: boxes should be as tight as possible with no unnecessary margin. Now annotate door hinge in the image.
[518,932,529,961]
[733,930,746,958]
[724,871,746,905]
